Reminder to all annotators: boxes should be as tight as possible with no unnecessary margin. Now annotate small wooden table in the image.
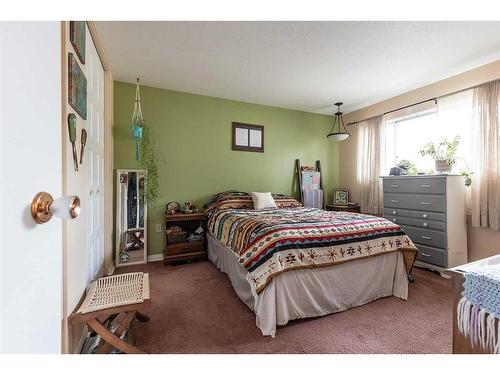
[326,204,361,213]
[164,212,207,264]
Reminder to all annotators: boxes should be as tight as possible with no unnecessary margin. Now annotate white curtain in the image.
[437,90,474,169]
[471,81,500,230]
[357,115,385,214]
[436,90,474,214]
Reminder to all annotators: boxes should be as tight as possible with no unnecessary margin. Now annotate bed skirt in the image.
[207,232,409,337]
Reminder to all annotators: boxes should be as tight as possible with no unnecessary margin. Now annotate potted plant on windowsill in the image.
[419,136,460,174]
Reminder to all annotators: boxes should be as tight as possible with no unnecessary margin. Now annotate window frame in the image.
[385,108,438,170]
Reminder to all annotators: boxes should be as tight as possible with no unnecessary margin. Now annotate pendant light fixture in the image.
[326,102,351,141]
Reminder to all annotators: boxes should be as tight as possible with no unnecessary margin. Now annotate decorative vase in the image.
[132,123,144,162]
[435,159,452,173]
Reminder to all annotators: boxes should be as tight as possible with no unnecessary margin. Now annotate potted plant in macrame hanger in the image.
[419,136,461,174]
[130,78,160,203]
[131,78,144,162]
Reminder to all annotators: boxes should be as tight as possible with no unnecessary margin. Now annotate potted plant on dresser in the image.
[419,135,460,173]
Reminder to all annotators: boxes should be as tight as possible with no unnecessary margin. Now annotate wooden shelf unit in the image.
[164,212,206,265]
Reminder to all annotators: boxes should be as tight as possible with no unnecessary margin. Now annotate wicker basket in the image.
[435,159,452,173]
[167,233,187,244]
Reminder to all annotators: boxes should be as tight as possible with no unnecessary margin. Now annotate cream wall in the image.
[339,59,500,262]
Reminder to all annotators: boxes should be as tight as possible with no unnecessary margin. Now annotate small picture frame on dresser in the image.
[333,188,349,206]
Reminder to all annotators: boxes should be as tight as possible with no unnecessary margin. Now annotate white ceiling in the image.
[96,21,500,115]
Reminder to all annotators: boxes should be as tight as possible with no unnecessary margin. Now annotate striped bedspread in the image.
[207,206,418,294]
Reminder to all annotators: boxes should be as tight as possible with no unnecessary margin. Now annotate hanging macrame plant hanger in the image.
[131,78,144,161]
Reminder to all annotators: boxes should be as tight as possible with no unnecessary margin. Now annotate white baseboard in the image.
[147,254,163,263]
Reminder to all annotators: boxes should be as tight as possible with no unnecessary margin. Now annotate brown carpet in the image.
[119,260,453,353]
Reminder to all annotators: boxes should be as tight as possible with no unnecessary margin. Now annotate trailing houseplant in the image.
[460,169,473,187]
[130,78,160,204]
[419,135,460,173]
[139,124,160,203]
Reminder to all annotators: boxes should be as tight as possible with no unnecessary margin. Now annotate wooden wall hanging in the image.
[70,21,86,65]
[68,53,87,120]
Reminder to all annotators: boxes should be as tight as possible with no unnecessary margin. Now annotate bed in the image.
[205,191,418,337]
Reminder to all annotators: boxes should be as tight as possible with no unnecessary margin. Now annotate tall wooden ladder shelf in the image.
[295,159,326,209]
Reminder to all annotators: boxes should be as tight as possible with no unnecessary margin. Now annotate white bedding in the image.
[207,232,409,337]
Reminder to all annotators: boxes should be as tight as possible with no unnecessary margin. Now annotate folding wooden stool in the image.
[70,272,150,354]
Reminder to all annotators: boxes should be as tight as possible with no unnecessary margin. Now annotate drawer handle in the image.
[391,200,399,203]
[422,213,428,218]
[422,222,428,227]
[420,252,432,257]
[391,184,400,188]
[421,184,432,188]
[420,202,431,205]
[392,218,397,222]
[392,210,397,215]
[421,235,432,240]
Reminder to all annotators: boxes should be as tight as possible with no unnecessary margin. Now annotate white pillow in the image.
[251,192,277,209]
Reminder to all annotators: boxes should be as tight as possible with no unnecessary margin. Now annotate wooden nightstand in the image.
[325,204,361,213]
[164,212,206,265]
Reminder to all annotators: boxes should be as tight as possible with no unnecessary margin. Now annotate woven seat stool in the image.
[70,272,150,354]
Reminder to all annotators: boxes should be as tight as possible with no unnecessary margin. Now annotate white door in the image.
[0,22,63,353]
[85,27,105,284]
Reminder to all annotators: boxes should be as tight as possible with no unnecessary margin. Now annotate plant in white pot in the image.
[419,136,460,174]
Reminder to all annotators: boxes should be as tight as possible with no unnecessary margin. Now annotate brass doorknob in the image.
[31,192,81,224]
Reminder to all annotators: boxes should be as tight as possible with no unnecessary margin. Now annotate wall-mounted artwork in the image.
[68,53,87,120]
[70,21,86,65]
[232,122,264,152]
[333,188,349,206]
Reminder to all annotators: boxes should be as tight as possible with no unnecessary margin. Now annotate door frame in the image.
[60,20,114,354]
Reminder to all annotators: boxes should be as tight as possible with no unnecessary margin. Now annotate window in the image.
[384,90,473,175]
[385,110,438,173]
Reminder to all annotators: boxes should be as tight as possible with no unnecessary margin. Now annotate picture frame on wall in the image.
[68,53,87,120]
[70,21,86,65]
[232,122,264,152]
[333,188,349,206]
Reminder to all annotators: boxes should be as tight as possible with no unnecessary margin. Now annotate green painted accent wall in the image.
[113,81,339,256]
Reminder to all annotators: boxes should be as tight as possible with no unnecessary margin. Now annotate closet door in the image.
[86,27,105,284]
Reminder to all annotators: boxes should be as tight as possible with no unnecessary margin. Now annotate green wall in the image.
[113,81,339,255]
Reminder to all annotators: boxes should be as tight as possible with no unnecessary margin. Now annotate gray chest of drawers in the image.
[382,175,467,271]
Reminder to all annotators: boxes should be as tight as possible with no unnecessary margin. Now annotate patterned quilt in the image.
[207,205,418,294]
